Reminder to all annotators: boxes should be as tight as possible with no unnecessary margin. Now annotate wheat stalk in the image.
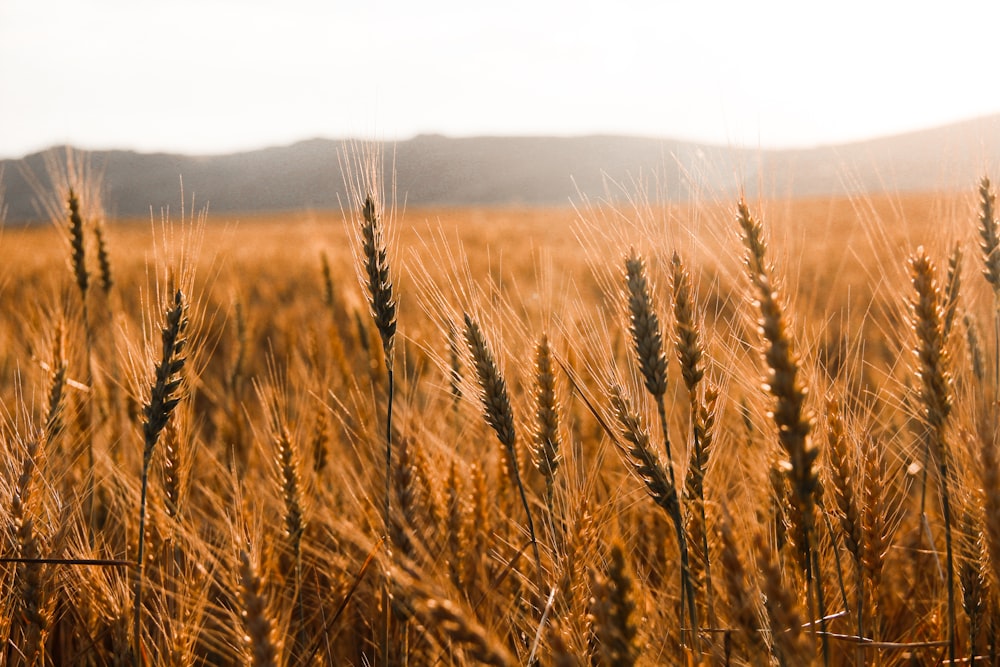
[622,249,699,647]
[358,194,397,553]
[463,312,542,585]
[133,289,189,665]
[532,333,562,514]
[671,250,717,630]
[607,380,697,649]
[589,541,640,667]
[238,549,280,667]
[390,565,517,667]
[860,434,889,645]
[10,437,53,667]
[755,530,813,665]
[958,505,987,659]
[909,247,958,663]
[717,507,769,662]
[737,201,823,648]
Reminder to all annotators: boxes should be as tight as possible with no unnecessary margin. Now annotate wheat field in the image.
[1,156,998,666]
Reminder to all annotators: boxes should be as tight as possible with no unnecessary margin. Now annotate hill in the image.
[3,115,1000,222]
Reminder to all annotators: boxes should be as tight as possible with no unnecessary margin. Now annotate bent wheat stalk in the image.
[463,312,542,586]
[608,381,696,652]
[623,249,698,648]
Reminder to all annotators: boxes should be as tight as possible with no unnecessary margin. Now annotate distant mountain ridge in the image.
[3,115,1000,223]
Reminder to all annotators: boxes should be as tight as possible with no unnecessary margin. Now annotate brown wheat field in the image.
[2,163,1000,666]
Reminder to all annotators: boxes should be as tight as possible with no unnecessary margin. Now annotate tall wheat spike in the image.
[671,250,716,628]
[133,289,189,665]
[909,247,958,663]
[737,200,823,660]
[978,177,1000,293]
[65,187,102,535]
[355,190,398,667]
[358,193,397,529]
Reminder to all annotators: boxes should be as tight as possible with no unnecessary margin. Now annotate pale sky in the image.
[2,0,1000,158]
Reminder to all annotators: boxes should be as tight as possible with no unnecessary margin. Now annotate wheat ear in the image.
[978,177,1000,293]
[860,434,888,645]
[825,400,861,567]
[94,218,114,296]
[943,242,963,339]
[977,177,1000,400]
[532,333,562,514]
[43,322,68,446]
[965,313,986,383]
[239,549,280,667]
[356,192,399,667]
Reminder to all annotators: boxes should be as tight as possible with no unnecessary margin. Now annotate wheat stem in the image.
[133,289,188,666]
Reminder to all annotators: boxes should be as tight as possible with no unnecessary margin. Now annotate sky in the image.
[3,1,1000,159]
